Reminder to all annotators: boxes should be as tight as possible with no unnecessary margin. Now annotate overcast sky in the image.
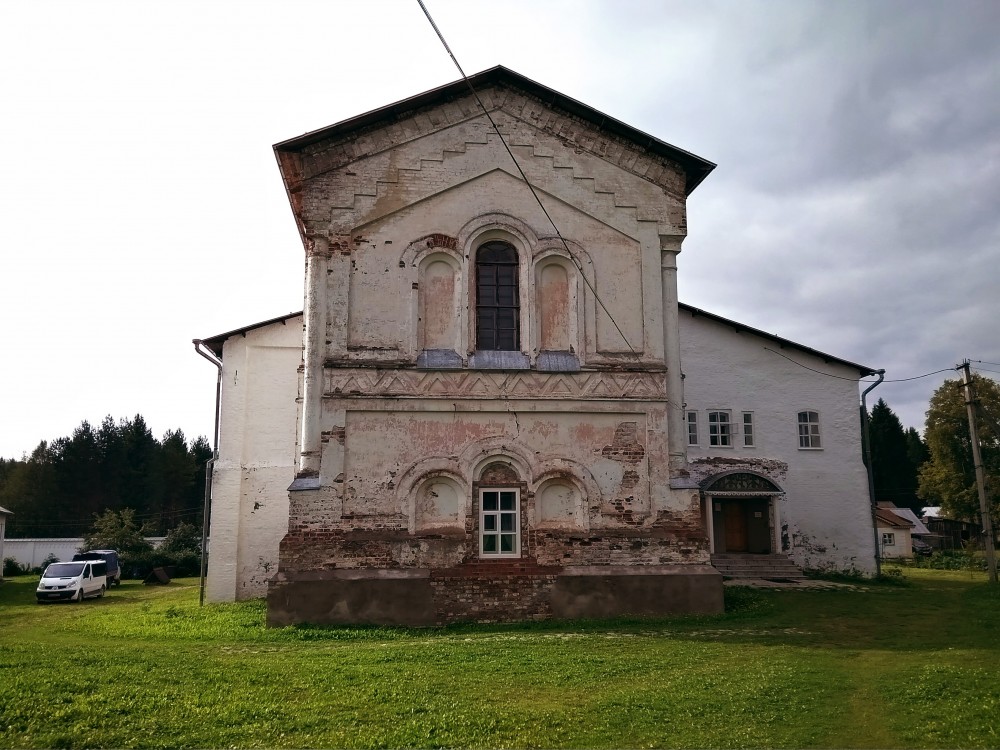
[1,0,998,459]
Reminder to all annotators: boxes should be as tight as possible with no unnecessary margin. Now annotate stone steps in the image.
[710,554,807,581]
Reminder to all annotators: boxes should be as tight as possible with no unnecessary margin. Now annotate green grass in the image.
[1,568,998,748]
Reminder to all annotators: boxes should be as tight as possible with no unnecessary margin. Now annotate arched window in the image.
[797,410,822,449]
[476,241,520,351]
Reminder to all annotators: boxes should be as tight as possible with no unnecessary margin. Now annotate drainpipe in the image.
[861,369,886,577]
[193,339,222,606]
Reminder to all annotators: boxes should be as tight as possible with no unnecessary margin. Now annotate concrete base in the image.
[266,565,723,627]
[551,565,724,619]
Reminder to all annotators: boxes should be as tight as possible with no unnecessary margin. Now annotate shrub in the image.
[911,549,985,571]
[159,522,202,555]
[3,557,30,577]
[122,548,203,580]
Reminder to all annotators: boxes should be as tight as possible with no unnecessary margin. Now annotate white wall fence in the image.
[4,538,167,568]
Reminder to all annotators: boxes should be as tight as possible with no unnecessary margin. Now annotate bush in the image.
[122,548,203,580]
[3,557,30,577]
[911,549,986,571]
[159,522,202,555]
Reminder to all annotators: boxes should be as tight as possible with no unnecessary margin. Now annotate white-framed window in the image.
[797,410,822,449]
[742,412,755,447]
[480,488,520,557]
[686,411,699,446]
[708,410,732,447]
[882,532,895,547]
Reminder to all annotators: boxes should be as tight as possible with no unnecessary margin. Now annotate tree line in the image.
[0,415,211,538]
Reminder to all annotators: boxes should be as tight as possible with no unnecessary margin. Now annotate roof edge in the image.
[198,312,303,357]
[679,302,877,377]
[273,65,716,195]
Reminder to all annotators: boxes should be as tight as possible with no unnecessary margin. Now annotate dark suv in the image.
[73,550,121,586]
[911,538,933,557]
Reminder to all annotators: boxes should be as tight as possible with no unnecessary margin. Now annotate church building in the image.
[197,67,877,625]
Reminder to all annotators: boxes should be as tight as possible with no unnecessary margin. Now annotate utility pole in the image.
[959,360,998,584]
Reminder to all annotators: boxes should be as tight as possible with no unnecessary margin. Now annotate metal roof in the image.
[197,312,302,357]
[883,506,930,535]
[875,508,915,528]
[679,302,876,377]
[273,65,716,196]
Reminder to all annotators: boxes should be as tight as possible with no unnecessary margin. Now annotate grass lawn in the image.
[1,568,998,749]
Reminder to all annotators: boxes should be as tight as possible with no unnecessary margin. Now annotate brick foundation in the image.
[266,563,722,627]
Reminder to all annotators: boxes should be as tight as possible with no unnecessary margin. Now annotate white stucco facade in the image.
[203,315,303,601]
[680,306,877,574]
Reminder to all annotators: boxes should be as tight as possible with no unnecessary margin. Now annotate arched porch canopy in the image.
[701,471,783,497]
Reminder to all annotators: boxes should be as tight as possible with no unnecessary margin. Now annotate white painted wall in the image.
[4,537,167,568]
[206,315,303,601]
[680,310,877,574]
[877,523,914,558]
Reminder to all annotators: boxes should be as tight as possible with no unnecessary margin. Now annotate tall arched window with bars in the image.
[475,241,520,351]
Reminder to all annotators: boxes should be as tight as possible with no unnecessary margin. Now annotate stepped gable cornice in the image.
[274,66,715,197]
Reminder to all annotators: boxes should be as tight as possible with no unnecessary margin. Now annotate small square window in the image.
[708,411,732,447]
[882,532,895,547]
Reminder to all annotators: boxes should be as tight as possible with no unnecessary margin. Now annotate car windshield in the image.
[43,563,85,578]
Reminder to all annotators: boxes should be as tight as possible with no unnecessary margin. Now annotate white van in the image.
[36,560,107,603]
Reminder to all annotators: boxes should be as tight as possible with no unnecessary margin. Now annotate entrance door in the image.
[713,498,773,554]
[724,502,748,552]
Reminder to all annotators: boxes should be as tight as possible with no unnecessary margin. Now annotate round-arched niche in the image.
[535,477,586,530]
[414,474,464,531]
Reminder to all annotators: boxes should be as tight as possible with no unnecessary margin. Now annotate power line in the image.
[762,347,866,381]
[879,368,958,383]
[765,347,961,386]
[415,0,639,357]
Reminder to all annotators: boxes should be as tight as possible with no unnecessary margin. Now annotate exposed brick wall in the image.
[430,561,560,623]
[279,524,709,575]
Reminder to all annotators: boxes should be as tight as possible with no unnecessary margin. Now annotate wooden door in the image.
[724,501,748,552]
[746,499,772,554]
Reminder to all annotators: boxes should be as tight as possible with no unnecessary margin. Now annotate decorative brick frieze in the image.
[324,369,667,400]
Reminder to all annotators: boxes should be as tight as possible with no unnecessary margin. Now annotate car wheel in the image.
[99,585,106,598]
[74,589,83,603]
